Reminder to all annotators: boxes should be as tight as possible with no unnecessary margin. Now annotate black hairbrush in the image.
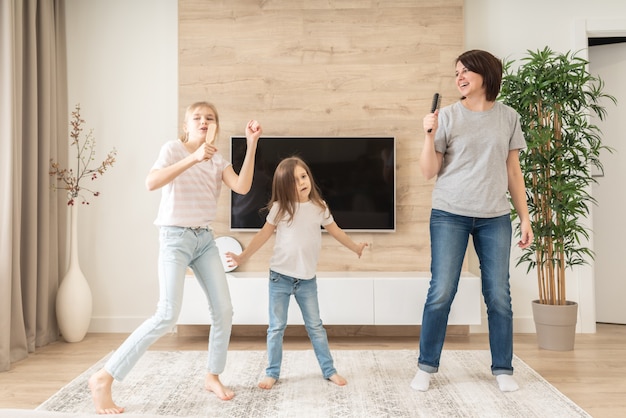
[427,93,441,133]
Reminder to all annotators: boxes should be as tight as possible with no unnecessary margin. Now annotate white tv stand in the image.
[177,271,481,326]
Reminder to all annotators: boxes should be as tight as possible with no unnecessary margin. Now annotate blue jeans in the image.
[105,227,233,381]
[265,270,336,380]
[418,209,514,376]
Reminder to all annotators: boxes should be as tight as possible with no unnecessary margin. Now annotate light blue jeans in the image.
[105,227,233,381]
[265,270,336,380]
[418,209,514,376]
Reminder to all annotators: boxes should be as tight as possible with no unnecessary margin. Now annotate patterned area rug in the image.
[37,350,590,417]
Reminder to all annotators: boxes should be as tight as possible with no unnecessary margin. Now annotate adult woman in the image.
[413,50,533,392]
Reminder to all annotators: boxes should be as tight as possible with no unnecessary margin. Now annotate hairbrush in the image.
[205,123,217,144]
[427,93,441,133]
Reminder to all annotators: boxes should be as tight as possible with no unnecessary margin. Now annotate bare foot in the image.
[204,373,234,400]
[258,376,277,390]
[328,373,347,386]
[88,368,125,414]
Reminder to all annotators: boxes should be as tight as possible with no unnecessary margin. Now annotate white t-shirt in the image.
[432,101,526,218]
[152,140,230,227]
[267,201,334,280]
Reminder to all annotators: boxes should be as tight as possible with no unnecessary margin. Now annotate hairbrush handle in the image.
[205,123,217,144]
[427,93,441,133]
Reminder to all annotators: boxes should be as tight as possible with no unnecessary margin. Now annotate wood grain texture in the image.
[179,1,464,272]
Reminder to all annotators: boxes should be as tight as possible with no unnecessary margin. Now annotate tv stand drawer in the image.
[177,272,481,326]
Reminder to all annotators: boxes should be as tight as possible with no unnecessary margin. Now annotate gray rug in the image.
[36,350,590,417]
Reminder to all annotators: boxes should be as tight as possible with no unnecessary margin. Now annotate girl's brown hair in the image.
[179,101,220,142]
[266,156,328,225]
[456,50,503,102]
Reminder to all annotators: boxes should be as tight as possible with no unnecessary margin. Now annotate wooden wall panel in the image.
[179,0,464,272]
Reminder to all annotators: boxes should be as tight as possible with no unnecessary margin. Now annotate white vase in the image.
[56,204,93,342]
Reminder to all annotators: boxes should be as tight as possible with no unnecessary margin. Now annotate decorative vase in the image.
[531,300,578,351]
[56,204,93,343]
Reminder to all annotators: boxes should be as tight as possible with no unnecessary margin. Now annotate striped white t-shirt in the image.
[152,140,230,227]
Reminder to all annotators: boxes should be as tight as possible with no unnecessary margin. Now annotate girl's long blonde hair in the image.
[267,157,328,224]
[179,101,220,142]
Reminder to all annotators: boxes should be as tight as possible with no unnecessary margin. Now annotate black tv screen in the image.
[230,136,395,232]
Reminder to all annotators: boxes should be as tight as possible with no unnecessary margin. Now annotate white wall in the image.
[465,0,626,334]
[64,0,626,333]
[589,44,626,324]
[64,0,178,332]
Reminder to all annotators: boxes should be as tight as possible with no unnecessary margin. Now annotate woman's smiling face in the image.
[455,60,485,99]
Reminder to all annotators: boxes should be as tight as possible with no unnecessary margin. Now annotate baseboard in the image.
[88,316,545,334]
[176,324,470,338]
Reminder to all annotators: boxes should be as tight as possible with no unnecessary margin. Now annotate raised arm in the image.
[145,142,217,191]
[419,109,443,180]
[222,120,263,194]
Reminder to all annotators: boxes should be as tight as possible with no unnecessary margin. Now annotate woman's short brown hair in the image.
[456,50,503,102]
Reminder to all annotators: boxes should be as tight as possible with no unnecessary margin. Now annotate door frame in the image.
[573,19,626,332]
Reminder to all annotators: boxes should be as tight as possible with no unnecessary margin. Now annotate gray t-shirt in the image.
[432,101,526,218]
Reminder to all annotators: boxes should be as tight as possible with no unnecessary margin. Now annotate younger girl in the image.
[89,101,262,414]
[226,156,368,389]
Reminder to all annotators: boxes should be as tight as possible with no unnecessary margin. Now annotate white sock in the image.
[410,369,431,391]
[496,374,519,392]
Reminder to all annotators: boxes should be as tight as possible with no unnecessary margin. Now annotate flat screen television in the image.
[230,136,396,232]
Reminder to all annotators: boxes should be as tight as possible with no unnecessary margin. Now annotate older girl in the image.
[89,102,262,413]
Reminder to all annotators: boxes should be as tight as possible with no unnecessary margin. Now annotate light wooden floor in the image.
[1,323,624,417]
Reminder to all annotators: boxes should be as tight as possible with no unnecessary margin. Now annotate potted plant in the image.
[499,47,616,350]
